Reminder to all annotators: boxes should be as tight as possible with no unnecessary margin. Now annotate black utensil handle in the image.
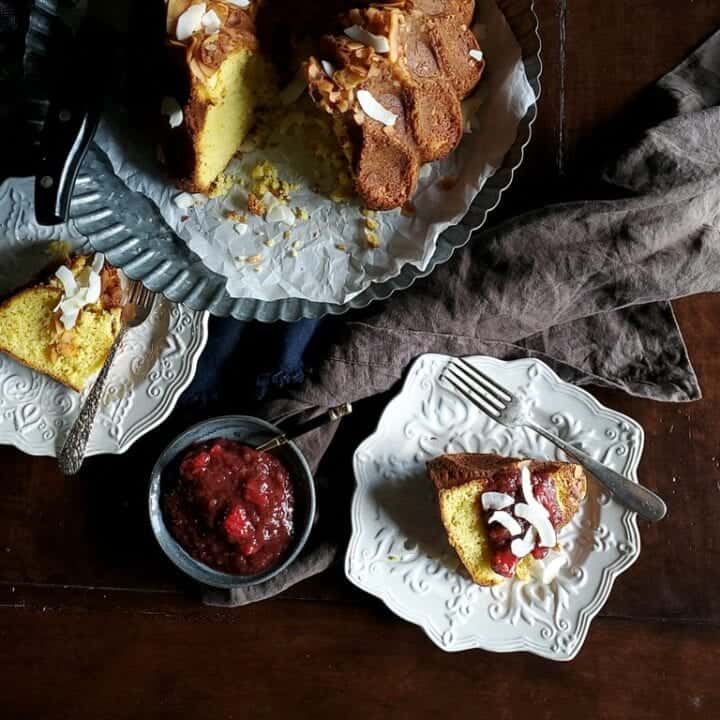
[34,98,101,226]
[284,403,353,443]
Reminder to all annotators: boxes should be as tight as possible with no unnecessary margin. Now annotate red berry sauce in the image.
[481,466,562,578]
[162,439,295,575]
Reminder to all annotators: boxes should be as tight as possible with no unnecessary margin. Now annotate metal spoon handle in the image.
[58,328,126,475]
[529,421,667,522]
[257,403,353,452]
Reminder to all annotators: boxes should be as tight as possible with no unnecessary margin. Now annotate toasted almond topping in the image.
[247,192,266,218]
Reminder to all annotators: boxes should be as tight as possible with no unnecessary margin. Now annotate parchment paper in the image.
[94,0,535,304]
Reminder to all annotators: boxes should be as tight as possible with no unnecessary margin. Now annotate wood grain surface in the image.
[2,2,720,718]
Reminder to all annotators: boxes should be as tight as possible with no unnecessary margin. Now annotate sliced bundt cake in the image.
[160,1,485,209]
[0,254,124,392]
[428,454,587,586]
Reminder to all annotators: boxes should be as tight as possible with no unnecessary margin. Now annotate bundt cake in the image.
[0,254,124,392]
[428,454,587,585]
[160,1,485,210]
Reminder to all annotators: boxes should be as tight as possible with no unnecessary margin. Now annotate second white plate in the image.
[346,354,643,661]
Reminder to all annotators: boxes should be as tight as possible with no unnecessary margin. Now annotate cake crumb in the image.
[364,217,379,231]
[246,254,264,265]
[282,230,291,240]
[336,243,348,251]
[247,193,266,218]
[225,210,247,223]
[294,207,309,221]
[263,238,275,248]
[364,229,381,249]
[361,208,376,218]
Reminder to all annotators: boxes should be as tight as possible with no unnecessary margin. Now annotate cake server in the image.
[33,0,99,225]
[442,358,667,522]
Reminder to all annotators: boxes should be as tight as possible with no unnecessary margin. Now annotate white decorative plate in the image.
[0,178,209,458]
[346,354,643,661]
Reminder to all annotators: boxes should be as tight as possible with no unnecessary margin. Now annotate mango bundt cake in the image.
[0,254,124,392]
[160,0,485,210]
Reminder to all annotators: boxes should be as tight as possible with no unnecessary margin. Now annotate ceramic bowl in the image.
[149,415,316,589]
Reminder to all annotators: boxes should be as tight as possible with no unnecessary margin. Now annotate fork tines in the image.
[441,358,512,418]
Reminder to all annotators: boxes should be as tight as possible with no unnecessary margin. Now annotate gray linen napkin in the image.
[205,28,720,607]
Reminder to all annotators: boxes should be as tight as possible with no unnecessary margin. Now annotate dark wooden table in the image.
[2,2,720,718]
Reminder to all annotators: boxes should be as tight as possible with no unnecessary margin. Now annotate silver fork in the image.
[443,358,667,522]
[58,281,155,476]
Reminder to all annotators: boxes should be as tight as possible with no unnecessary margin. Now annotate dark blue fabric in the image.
[180,317,322,409]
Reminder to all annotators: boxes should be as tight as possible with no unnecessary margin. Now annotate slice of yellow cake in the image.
[0,254,124,392]
[162,1,277,193]
[428,454,587,586]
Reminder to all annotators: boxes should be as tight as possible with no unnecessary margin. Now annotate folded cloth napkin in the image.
[206,27,720,607]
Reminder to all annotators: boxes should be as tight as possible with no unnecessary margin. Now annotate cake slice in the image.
[428,454,587,585]
[0,254,124,392]
[161,1,276,193]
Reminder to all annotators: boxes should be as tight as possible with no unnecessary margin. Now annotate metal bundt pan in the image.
[33,0,542,322]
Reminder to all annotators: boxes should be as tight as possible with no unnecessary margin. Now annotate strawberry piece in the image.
[223,505,254,543]
[244,477,271,508]
[491,546,519,578]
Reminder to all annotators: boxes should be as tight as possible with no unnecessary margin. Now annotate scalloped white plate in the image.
[0,178,209,458]
[346,354,643,660]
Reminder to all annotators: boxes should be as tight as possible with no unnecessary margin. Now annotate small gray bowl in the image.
[149,415,316,589]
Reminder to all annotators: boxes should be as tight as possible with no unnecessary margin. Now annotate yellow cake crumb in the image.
[364,228,380,248]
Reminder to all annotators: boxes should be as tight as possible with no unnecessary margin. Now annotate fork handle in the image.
[58,328,127,476]
[527,421,667,522]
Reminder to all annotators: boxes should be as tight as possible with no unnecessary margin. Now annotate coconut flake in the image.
[531,551,567,584]
[55,265,77,296]
[266,202,296,226]
[488,510,522,537]
[514,502,556,548]
[85,271,101,304]
[481,491,514,511]
[176,3,206,41]
[174,192,195,209]
[54,256,105,330]
[160,97,184,128]
[521,465,550,516]
[511,527,536,559]
[418,164,432,181]
[321,60,336,77]
[201,9,222,34]
[227,0,250,7]
[344,25,390,54]
[91,253,105,275]
[469,49,484,63]
[357,90,397,127]
[59,308,80,330]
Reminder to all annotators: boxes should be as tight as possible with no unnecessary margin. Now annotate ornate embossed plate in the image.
[0,178,209,458]
[346,354,643,660]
